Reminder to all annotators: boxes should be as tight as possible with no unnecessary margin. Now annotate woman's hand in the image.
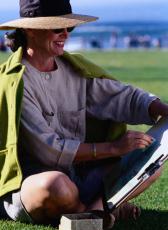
[110,130,153,157]
[149,99,168,121]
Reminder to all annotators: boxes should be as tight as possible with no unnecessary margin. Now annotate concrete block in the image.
[59,212,103,230]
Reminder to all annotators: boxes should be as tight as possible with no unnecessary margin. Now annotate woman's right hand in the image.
[109,130,153,157]
[75,130,154,162]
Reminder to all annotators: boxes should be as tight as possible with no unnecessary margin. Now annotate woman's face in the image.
[27,28,70,57]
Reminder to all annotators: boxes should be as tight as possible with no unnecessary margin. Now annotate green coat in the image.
[0,47,126,197]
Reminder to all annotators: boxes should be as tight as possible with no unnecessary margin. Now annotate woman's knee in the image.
[20,171,81,220]
[42,171,80,207]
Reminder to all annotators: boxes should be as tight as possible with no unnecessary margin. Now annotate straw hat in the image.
[0,0,98,30]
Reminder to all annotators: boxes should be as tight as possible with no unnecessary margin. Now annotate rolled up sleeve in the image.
[58,139,80,169]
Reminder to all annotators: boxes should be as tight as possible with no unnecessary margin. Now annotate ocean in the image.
[65,21,168,51]
[0,21,168,51]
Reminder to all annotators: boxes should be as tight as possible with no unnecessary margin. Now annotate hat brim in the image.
[0,14,98,30]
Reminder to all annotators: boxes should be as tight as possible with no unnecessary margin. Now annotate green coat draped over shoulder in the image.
[0,47,126,197]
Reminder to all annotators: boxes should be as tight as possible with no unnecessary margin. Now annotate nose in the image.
[60,28,69,38]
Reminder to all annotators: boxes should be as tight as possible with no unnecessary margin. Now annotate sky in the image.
[0,0,168,22]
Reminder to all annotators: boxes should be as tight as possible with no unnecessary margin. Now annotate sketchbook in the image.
[107,116,168,211]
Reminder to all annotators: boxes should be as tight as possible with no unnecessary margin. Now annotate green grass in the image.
[0,52,11,64]
[82,50,168,100]
[0,50,168,229]
[0,220,54,230]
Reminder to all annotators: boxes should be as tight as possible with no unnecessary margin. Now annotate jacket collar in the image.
[62,51,114,79]
[1,47,114,80]
[0,47,24,74]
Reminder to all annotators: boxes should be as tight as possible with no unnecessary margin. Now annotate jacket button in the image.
[45,74,50,80]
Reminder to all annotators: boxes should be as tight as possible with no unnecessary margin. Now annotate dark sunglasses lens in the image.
[67,27,75,32]
[53,28,64,34]
[53,27,75,34]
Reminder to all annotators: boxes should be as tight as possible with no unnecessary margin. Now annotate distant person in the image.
[127,33,140,48]
[140,35,151,48]
[123,36,131,48]
[152,38,162,49]
[0,0,168,229]
[110,31,118,48]
[90,37,102,49]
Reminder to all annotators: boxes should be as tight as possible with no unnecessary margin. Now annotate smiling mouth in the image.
[55,41,64,46]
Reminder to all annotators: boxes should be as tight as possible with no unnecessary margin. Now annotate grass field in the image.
[0,50,168,230]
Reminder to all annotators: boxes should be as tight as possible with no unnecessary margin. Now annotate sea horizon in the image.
[0,20,168,51]
[65,21,168,51]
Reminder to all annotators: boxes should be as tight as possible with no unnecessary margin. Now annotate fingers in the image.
[132,138,151,149]
[125,130,153,149]
[127,130,153,143]
[111,130,154,157]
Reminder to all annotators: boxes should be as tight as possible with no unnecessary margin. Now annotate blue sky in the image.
[0,0,168,22]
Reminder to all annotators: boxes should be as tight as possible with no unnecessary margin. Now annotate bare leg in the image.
[20,171,86,223]
[19,164,162,226]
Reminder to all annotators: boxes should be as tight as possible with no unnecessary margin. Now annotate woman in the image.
[0,0,168,228]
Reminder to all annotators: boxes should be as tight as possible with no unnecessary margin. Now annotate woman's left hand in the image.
[149,99,168,121]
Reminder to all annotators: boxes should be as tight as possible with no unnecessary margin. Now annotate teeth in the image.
[56,42,64,45]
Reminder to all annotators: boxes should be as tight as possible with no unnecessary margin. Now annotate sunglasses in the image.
[52,27,75,34]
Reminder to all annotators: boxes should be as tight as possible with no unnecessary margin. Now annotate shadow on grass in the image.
[0,209,167,230]
[113,209,168,230]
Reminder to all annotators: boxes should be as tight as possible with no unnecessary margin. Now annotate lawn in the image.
[0,50,168,230]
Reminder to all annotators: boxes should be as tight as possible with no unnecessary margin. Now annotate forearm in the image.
[74,130,153,163]
[74,142,114,163]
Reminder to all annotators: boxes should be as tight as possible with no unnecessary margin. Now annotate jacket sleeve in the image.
[86,78,158,125]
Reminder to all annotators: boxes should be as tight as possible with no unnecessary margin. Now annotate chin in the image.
[54,49,64,56]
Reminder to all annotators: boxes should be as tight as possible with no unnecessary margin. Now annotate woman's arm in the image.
[74,130,153,163]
